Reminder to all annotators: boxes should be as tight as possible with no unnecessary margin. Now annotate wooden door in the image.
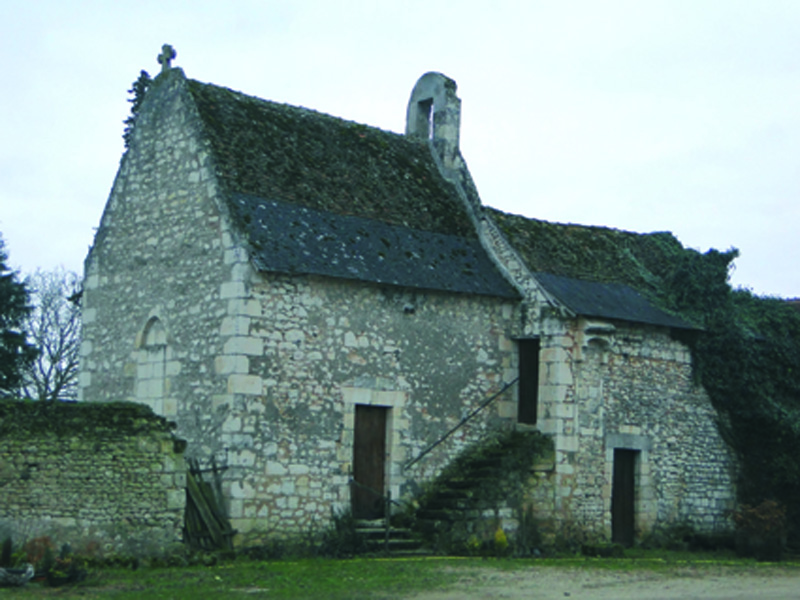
[611,448,637,546]
[352,405,387,519]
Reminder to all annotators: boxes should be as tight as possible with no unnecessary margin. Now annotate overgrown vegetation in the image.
[419,429,552,509]
[315,509,369,558]
[1,536,87,588]
[409,428,553,555]
[0,399,178,438]
[492,208,800,546]
[122,70,151,149]
[187,79,476,239]
[660,249,800,546]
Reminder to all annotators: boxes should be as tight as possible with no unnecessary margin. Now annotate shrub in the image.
[513,505,543,557]
[733,500,787,537]
[493,527,509,556]
[317,509,368,558]
[733,500,787,561]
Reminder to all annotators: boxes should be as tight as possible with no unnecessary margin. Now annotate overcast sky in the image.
[2,1,799,297]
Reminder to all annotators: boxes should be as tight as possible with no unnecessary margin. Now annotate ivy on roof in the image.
[187,80,475,239]
[489,207,740,328]
[489,208,685,292]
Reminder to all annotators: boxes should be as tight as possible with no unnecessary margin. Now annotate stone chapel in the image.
[79,47,736,547]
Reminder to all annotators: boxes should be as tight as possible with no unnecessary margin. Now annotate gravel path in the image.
[408,565,800,600]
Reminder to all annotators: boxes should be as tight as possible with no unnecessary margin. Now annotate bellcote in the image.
[405,72,462,171]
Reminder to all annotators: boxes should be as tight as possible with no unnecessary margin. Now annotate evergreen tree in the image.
[0,234,37,397]
[123,70,151,149]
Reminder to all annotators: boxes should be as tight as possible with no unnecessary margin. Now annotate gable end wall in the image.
[80,69,244,449]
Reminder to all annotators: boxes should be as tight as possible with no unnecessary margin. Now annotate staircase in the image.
[415,446,508,541]
[411,429,552,551]
[354,519,429,557]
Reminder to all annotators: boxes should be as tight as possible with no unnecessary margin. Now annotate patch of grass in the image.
[0,557,469,599]
[2,552,799,599]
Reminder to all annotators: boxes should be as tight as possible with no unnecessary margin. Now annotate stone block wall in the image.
[533,318,737,539]
[216,272,518,542]
[80,67,235,418]
[481,211,736,541]
[0,401,185,556]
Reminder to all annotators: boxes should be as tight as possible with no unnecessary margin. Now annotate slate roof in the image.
[489,208,696,329]
[533,272,693,330]
[235,194,514,296]
[186,79,517,298]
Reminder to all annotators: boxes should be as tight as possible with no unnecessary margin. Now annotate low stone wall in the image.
[0,400,186,557]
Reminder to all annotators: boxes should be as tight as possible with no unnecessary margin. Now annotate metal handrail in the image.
[348,476,402,508]
[403,378,519,471]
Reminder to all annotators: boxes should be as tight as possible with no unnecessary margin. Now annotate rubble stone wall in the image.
[531,317,737,540]
[0,401,185,556]
[217,272,518,542]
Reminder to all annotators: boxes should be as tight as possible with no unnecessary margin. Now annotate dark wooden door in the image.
[518,339,540,425]
[352,405,387,519]
[611,448,637,546]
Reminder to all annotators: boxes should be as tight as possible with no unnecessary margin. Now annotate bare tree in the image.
[21,268,81,402]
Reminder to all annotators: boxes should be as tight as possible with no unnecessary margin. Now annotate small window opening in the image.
[136,317,167,415]
[417,98,434,139]
[517,338,540,425]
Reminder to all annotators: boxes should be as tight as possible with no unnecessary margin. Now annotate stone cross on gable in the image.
[158,44,176,73]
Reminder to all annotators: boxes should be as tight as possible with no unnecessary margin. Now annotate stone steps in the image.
[354,520,430,556]
[412,442,520,541]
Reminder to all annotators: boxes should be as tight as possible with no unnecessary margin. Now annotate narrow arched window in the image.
[143,317,167,347]
[135,317,167,414]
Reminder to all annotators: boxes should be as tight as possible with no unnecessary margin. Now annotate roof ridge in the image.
[486,206,673,239]
[187,78,405,138]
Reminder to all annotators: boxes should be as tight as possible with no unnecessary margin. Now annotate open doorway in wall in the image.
[517,338,540,425]
[612,448,639,546]
[352,405,388,519]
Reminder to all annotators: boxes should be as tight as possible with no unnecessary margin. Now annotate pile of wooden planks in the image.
[183,458,236,551]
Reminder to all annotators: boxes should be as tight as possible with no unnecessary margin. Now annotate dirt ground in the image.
[408,565,800,600]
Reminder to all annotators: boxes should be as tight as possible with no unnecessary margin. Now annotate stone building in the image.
[79,48,736,546]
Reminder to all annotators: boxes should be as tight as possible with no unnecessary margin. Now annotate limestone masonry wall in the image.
[482,212,736,540]
[217,272,518,541]
[529,317,737,539]
[80,68,233,416]
[79,69,521,543]
[0,401,185,556]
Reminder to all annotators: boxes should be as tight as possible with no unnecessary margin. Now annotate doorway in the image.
[352,405,388,519]
[611,448,638,546]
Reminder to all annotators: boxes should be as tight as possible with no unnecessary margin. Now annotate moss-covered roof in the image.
[188,80,475,237]
[0,400,178,438]
[186,79,516,297]
[489,208,696,328]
